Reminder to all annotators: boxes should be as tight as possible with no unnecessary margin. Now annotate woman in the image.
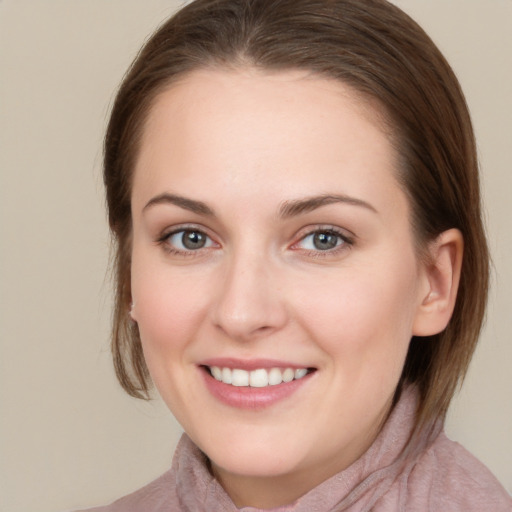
[78,0,511,509]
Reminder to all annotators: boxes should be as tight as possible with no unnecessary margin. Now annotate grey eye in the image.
[168,230,213,250]
[312,232,340,250]
[298,231,344,251]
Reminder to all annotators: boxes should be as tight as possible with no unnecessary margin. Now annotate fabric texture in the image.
[76,388,511,511]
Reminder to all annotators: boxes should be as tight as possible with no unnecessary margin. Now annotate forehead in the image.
[132,67,404,218]
[141,67,392,151]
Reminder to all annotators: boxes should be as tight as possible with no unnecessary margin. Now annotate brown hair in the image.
[104,0,489,434]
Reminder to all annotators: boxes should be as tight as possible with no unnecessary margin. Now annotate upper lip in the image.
[199,357,314,371]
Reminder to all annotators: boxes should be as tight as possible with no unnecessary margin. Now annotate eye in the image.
[166,229,215,251]
[296,229,349,252]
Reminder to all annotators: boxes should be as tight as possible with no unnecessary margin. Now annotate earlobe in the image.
[412,229,463,336]
[129,301,138,322]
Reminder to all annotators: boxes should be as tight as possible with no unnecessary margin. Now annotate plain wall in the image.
[0,1,510,511]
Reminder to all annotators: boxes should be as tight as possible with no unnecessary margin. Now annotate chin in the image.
[196,430,308,477]
[212,451,305,479]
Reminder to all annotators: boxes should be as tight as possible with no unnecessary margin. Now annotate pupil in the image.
[313,232,338,250]
[183,231,205,249]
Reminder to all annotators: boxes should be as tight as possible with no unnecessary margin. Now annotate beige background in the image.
[1,1,510,511]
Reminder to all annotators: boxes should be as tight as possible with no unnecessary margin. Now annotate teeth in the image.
[295,368,308,379]
[268,367,283,386]
[211,366,222,381]
[221,367,232,384]
[209,366,310,387]
[231,369,249,387]
[282,368,294,383]
[249,368,269,388]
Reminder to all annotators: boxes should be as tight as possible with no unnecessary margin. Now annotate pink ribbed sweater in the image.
[77,388,511,511]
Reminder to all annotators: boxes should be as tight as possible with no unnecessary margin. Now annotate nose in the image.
[210,252,288,342]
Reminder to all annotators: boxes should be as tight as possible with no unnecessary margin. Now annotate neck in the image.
[207,392,397,509]
[210,422,382,509]
[212,468,316,509]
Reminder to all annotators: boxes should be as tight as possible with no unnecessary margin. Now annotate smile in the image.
[200,359,317,409]
[207,366,311,387]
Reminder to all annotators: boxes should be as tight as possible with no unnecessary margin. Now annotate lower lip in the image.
[200,368,313,410]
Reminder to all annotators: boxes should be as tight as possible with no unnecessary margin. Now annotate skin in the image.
[129,68,462,508]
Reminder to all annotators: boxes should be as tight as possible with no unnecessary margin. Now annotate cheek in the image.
[294,260,420,370]
[131,263,213,413]
[130,257,210,357]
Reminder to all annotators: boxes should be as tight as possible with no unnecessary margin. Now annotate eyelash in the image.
[156,225,354,258]
[291,226,354,258]
[156,225,217,257]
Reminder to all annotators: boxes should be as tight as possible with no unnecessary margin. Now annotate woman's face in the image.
[130,69,432,505]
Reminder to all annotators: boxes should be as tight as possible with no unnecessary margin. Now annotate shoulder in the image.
[408,431,511,511]
[68,434,215,512]
[72,468,178,512]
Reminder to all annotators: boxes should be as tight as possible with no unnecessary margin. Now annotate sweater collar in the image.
[172,386,438,511]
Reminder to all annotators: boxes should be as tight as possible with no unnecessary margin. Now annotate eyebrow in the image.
[142,192,377,218]
[279,194,378,218]
[143,193,214,216]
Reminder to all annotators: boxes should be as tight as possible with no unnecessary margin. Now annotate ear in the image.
[412,229,463,336]
[129,301,138,322]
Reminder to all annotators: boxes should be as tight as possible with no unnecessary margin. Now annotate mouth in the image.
[203,365,315,388]
[198,358,317,409]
